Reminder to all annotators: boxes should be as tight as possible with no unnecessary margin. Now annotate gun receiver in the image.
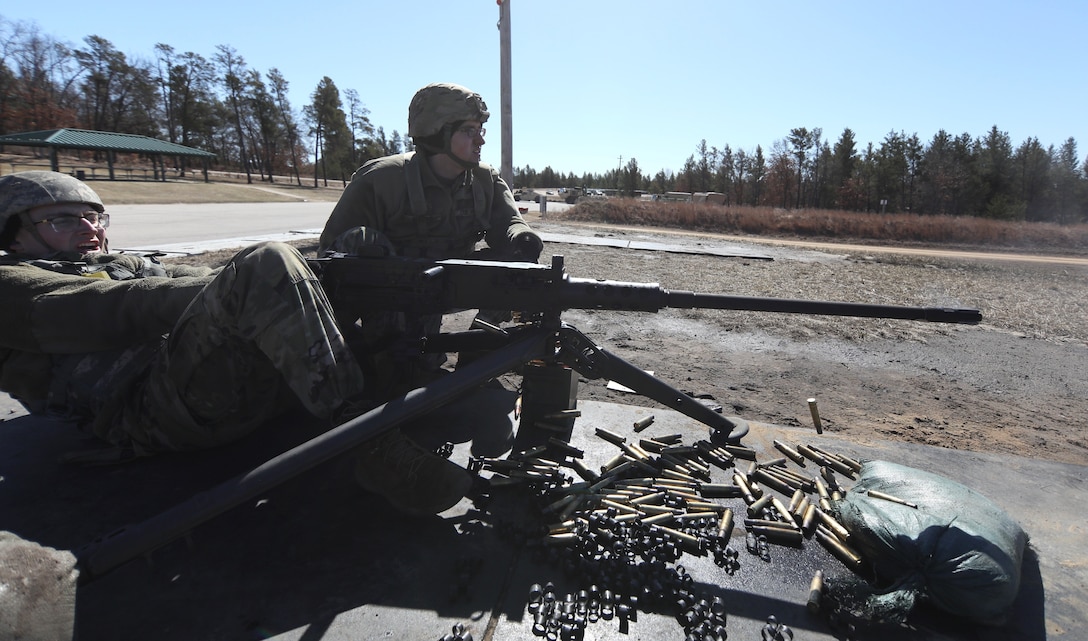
[309,253,983,325]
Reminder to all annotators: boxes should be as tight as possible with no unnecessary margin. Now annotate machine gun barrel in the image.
[660,289,981,323]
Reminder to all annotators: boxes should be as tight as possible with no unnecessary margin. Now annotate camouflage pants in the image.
[325,227,521,392]
[96,242,365,454]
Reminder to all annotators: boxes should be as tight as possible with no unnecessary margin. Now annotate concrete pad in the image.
[0,532,77,641]
[1,387,1080,641]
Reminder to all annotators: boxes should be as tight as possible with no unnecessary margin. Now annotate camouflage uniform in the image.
[0,242,365,456]
[1,170,471,515]
[318,82,540,260]
[318,151,536,259]
[318,84,542,382]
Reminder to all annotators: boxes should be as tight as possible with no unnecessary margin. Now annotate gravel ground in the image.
[525,221,1088,466]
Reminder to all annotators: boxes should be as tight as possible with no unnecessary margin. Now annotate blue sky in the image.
[5,0,1085,176]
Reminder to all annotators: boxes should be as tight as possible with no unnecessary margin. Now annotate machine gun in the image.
[76,252,981,580]
[311,251,980,442]
[312,251,980,324]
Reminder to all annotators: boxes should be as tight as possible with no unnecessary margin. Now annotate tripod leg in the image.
[556,325,749,442]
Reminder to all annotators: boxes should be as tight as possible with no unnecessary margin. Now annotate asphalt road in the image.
[105,202,335,252]
[105,200,573,254]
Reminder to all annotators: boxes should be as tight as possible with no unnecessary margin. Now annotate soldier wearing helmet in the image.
[320,82,541,260]
[319,82,544,385]
[0,170,108,257]
[0,171,472,515]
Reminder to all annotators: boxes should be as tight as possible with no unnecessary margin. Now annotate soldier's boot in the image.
[353,428,472,516]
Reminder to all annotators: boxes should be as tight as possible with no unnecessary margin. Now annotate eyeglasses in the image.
[456,126,486,139]
[35,211,110,232]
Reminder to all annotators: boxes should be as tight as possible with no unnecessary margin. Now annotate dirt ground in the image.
[499,221,1088,467]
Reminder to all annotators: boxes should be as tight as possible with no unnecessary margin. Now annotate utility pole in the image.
[498,0,513,187]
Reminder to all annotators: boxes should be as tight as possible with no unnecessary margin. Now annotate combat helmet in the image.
[0,171,104,251]
[408,83,489,139]
[0,171,103,227]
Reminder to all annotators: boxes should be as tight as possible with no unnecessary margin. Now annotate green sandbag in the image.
[834,460,1028,625]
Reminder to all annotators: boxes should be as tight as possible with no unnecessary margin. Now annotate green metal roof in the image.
[0,128,216,158]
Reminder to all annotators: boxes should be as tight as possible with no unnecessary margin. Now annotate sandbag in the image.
[833,460,1028,625]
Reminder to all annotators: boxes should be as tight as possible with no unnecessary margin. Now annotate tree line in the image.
[517,126,1088,224]
[2,15,1085,224]
[0,15,409,186]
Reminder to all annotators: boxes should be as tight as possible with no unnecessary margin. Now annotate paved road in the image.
[106,202,336,253]
[106,200,573,255]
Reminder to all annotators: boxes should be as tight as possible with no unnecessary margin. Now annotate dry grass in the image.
[1,153,346,204]
[564,199,1088,255]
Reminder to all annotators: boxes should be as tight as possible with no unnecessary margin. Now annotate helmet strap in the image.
[439,123,480,171]
[17,211,56,255]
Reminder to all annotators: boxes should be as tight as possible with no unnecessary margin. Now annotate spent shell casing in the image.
[661,445,700,457]
[817,454,856,477]
[548,520,577,534]
[640,512,675,526]
[633,415,655,431]
[694,441,735,470]
[720,443,758,461]
[771,497,794,524]
[699,483,743,499]
[624,441,654,461]
[544,532,579,546]
[788,489,806,513]
[808,443,863,473]
[748,525,804,546]
[867,489,919,509]
[661,467,698,483]
[601,499,643,515]
[746,493,774,518]
[752,468,795,496]
[630,490,667,505]
[801,502,819,532]
[638,438,667,453]
[820,466,842,491]
[637,503,679,515]
[807,398,824,434]
[595,427,627,446]
[600,452,629,474]
[773,440,807,466]
[716,508,735,540]
[660,486,701,502]
[674,511,720,522]
[685,500,727,513]
[567,458,599,482]
[796,443,829,466]
[655,433,684,445]
[743,518,800,531]
[792,496,811,526]
[547,437,584,459]
[544,409,582,419]
[815,508,851,541]
[652,525,704,552]
[816,530,863,570]
[758,456,790,469]
[733,472,756,503]
[807,570,825,613]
